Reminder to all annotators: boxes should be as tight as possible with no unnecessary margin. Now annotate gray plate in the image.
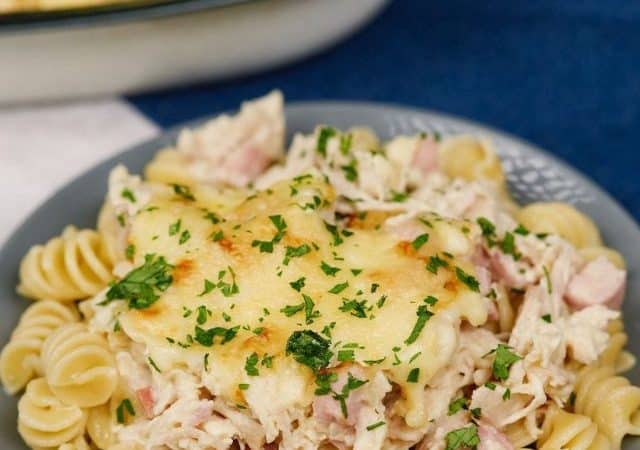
[1,102,638,448]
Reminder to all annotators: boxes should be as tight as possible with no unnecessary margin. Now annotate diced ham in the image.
[478,423,514,450]
[412,138,439,174]
[136,387,155,418]
[223,145,274,185]
[565,257,626,310]
[313,369,365,427]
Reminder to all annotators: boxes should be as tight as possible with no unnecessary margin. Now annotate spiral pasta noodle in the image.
[18,226,115,302]
[42,323,118,408]
[0,301,79,394]
[516,202,602,249]
[86,403,115,449]
[573,365,640,447]
[597,319,636,373]
[538,405,610,450]
[503,418,537,448]
[579,246,626,270]
[18,378,87,449]
[438,135,506,186]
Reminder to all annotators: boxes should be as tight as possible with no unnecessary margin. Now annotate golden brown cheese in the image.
[118,176,487,427]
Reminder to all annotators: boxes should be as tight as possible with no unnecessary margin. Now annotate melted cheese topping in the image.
[119,176,487,427]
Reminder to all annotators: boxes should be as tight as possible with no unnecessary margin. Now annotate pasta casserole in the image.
[2,91,639,450]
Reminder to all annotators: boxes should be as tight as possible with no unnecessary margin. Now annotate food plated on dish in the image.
[1,91,638,450]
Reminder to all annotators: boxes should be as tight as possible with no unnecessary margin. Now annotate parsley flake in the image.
[285,330,333,373]
[411,233,429,250]
[445,425,479,450]
[104,254,173,309]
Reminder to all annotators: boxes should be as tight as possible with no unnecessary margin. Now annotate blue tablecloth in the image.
[129,0,640,221]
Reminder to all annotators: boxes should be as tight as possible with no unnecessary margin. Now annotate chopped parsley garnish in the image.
[364,357,386,365]
[285,330,333,372]
[370,283,379,293]
[543,266,553,294]
[426,255,449,274]
[168,219,181,236]
[411,233,430,250]
[280,302,304,317]
[244,352,259,376]
[514,224,530,236]
[179,229,191,245]
[314,372,338,395]
[252,215,287,253]
[568,392,576,407]
[203,210,221,224]
[125,244,135,261]
[503,388,511,400]
[340,133,353,154]
[261,354,273,368]
[121,188,136,203]
[172,183,195,201]
[217,266,239,297]
[196,305,210,325]
[339,298,369,318]
[211,230,224,241]
[366,421,386,431]
[477,217,496,245]
[445,425,480,450]
[321,322,336,338]
[333,373,368,418]
[198,279,215,297]
[148,357,161,373]
[116,398,135,424]
[448,397,469,415]
[316,126,336,157]
[328,281,349,294]
[283,244,311,265]
[289,277,306,292]
[407,368,420,383]
[341,160,358,182]
[117,214,126,227]
[376,295,387,308]
[500,232,520,259]
[485,382,496,390]
[470,407,482,419]
[238,383,250,390]
[204,353,210,371]
[324,221,344,246]
[194,325,239,346]
[337,348,355,362]
[404,304,434,345]
[541,314,552,323]
[104,254,173,309]
[490,344,522,381]
[390,190,408,202]
[351,268,362,276]
[455,267,480,292]
[302,294,321,324]
[321,261,341,276]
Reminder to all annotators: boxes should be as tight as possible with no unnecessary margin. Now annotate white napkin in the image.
[0,99,159,245]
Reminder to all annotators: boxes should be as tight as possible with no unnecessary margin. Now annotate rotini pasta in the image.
[517,202,602,249]
[86,402,114,449]
[18,226,115,302]
[538,405,610,450]
[438,135,506,186]
[597,319,636,373]
[0,301,78,394]
[580,245,626,269]
[41,323,118,408]
[18,378,87,449]
[573,366,640,447]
